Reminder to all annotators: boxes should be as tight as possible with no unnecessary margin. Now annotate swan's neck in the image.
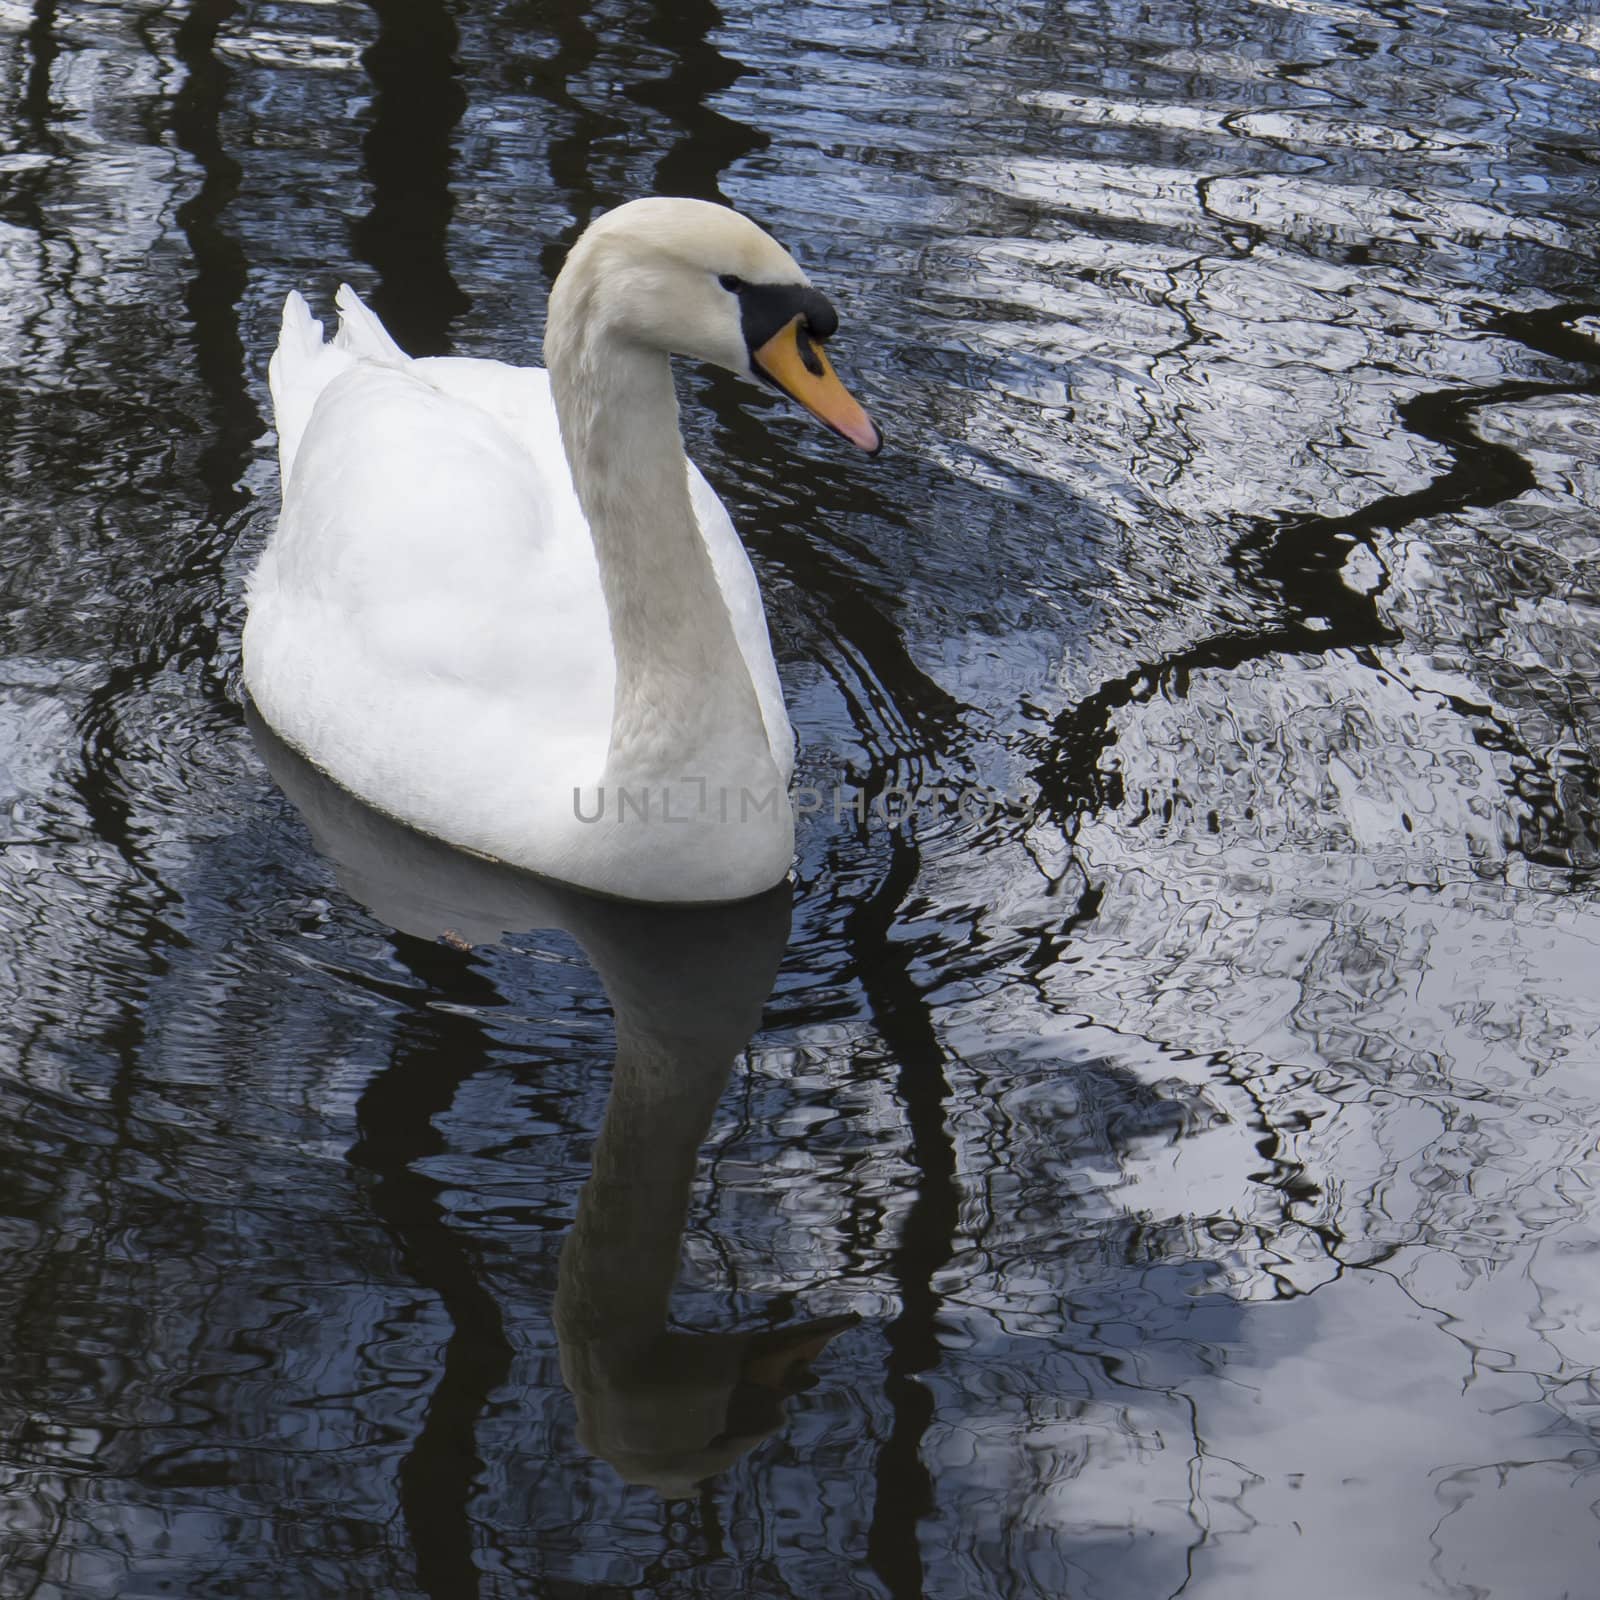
[549,335,769,787]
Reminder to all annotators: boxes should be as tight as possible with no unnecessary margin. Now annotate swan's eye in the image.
[718,273,744,293]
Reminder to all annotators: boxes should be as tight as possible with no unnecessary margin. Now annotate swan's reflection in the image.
[249,711,855,1497]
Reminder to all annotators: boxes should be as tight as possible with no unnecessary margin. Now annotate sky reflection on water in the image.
[2,0,1600,1595]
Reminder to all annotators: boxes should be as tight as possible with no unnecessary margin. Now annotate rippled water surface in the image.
[4,0,1600,1594]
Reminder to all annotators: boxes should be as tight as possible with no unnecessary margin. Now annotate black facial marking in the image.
[737,280,840,366]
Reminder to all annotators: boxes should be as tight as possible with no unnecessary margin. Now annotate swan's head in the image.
[548,197,881,454]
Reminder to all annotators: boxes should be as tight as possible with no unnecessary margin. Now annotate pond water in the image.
[3,0,1600,1594]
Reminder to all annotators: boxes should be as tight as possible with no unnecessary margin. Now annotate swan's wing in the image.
[412,355,575,502]
[248,350,614,841]
[687,463,796,783]
[269,358,605,706]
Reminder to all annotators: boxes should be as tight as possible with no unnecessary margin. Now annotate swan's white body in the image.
[242,200,871,903]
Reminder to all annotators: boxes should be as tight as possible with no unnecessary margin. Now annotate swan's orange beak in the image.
[753,317,881,455]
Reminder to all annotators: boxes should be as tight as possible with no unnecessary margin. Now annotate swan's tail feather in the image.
[333,283,409,364]
[269,291,348,488]
[269,287,409,489]
[276,289,325,362]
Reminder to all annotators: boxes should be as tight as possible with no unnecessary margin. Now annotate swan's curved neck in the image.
[548,329,769,786]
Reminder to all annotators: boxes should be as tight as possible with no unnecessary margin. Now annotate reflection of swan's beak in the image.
[714,1313,861,1448]
[739,1313,859,1392]
[753,316,882,455]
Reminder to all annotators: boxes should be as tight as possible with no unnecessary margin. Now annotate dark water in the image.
[4,0,1600,1594]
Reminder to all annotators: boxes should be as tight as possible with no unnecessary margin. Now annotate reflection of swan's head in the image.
[568,1314,858,1499]
[547,196,881,454]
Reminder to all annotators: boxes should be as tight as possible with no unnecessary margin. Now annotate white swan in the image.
[242,197,879,904]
